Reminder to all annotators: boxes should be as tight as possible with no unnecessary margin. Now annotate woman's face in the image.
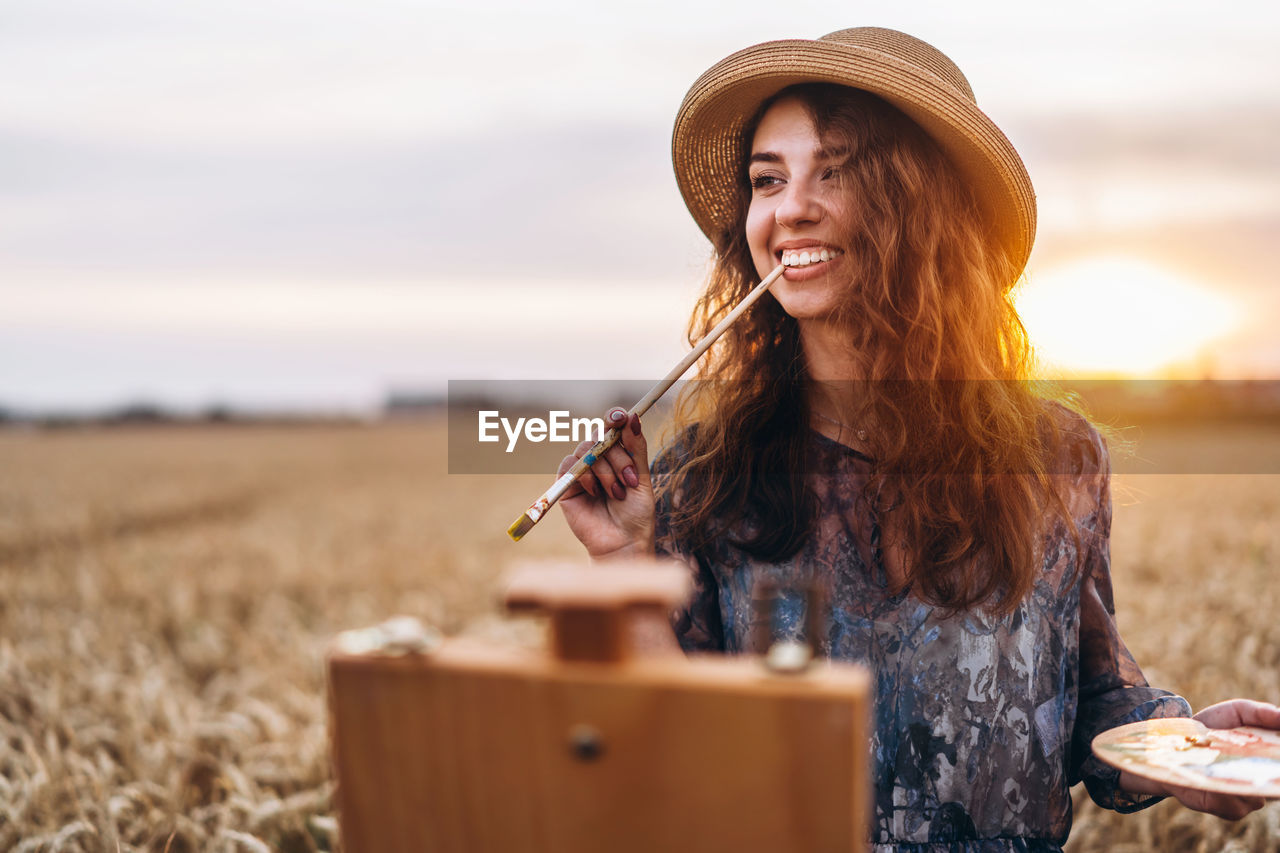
[745,97,855,323]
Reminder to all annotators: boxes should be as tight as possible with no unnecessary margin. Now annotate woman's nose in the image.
[774,179,824,229]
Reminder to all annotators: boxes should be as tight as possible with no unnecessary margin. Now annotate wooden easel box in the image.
[329,639,870,853]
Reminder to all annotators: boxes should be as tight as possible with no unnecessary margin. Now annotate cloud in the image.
[0,119,709,278]
[4,1,1279,405]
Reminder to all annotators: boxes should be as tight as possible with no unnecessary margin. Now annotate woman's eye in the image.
[821,165,842,181]
[750,174,782,190]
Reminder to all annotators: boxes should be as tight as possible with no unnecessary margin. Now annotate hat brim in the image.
[672,38,1036,283]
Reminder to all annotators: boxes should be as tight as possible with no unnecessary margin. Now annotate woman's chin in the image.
[771,272,844,320]
[773,294,840,322]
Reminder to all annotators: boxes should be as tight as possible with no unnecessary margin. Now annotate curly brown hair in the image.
[659,83,1077,616]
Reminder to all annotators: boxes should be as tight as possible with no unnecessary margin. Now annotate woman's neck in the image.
[799,314,863,378]
[798,318,871,444]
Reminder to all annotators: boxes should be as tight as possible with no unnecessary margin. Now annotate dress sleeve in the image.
[1068,425,1193,811]
[651,441,725,654]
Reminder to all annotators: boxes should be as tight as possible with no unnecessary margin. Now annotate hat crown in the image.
[818,27,976,104]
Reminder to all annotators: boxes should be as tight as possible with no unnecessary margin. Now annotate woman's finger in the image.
[556,453,590,499]
[603,410,649,494]
[585,407,627,500]
[1166,781,1267,821]
[602,439,635,490]
[595,461,624,501]
[1195,699,1280,731]
[620,411,650,488]
[559,441,604,499]
[560,408,637,503]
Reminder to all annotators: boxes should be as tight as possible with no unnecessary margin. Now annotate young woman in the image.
[555,27,1278,849]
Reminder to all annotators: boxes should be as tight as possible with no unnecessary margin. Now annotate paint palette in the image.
[1093,718,1280,798]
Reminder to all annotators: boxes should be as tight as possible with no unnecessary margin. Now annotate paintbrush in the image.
[507,263,787,541]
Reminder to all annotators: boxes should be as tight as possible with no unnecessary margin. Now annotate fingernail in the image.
[630,413,641,436]
[610,408,626,423]
[611,482,627,501]
[622,465,639,487]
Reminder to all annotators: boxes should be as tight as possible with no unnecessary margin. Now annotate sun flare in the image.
[1016,255,1239,377]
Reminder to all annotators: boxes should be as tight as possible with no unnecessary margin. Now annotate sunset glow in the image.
[1017,256,1240,377]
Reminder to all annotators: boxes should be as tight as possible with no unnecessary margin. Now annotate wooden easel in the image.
[328,561,870,852]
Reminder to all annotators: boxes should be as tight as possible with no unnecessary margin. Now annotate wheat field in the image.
[0,418,1277,851]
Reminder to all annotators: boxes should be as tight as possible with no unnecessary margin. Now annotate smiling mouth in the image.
[779,248,843,268]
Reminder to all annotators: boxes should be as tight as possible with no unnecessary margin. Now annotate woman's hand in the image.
[557,407,655,560]
[1119,699,1280,820]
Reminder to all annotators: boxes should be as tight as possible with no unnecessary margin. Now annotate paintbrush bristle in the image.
[507,513,536,542]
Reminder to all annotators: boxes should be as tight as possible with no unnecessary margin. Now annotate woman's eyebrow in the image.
[748,146,850,166]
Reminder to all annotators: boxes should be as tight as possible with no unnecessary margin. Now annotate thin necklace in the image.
[812,410,868,442]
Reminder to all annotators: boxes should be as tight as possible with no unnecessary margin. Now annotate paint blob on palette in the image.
[1093,718,1280,798]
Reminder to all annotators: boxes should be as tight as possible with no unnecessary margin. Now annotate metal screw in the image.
[376,616,442,656]
[567,724,604,762]
[764,639,813,674]
[334,617,441,657]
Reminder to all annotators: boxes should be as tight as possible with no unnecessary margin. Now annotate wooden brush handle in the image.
[510,263,786,537]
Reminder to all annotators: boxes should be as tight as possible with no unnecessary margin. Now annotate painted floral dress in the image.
[652,414,1191,852]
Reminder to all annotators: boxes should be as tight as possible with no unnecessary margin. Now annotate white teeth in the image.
[780,248,840,268]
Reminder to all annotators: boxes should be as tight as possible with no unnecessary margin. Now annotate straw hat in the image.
[672,27,1036,283]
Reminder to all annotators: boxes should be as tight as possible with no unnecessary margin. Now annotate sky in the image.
[2,0,1278,413]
